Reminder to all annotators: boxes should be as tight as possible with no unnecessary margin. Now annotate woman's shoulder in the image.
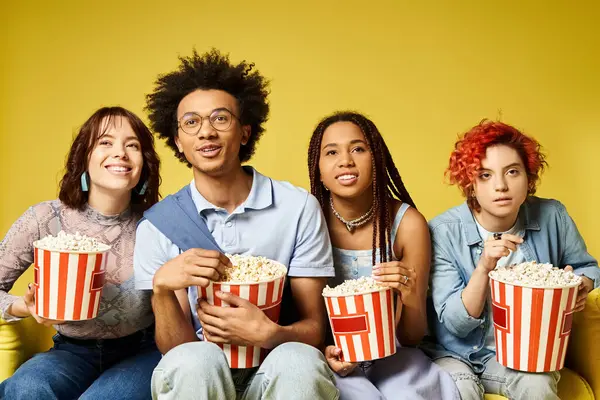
[391,200,428,246]
[391,200,427,231]
[28,199,64,218]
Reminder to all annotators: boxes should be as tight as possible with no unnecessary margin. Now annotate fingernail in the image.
[372,275,381,281]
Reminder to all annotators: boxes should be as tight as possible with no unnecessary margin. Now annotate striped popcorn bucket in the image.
[32,243,109,321]
[489,276,580,372]
[198,271,286,368]
[323,288,396,362]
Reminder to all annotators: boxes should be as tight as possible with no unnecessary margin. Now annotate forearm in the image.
[152,290,198,354]
[396,300,427,346]
[4,296,29,319]
[1,291,28,321]
[264,317,324,350]
[461,267,490,318]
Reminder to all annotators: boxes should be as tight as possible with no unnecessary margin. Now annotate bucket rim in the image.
[206,262,288,286]
[489,275,581,289]
[322,286,392,298]
[33,241,111,254]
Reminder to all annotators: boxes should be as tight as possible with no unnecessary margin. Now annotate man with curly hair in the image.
[426,120,599,399]
[134,50,339,400]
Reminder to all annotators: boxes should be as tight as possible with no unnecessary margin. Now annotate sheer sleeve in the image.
[0,206,40,321]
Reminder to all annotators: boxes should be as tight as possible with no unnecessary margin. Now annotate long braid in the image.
[307,123,328,210]
[349,116,390,265]
[307,111,416,266]
[382,141,416,208]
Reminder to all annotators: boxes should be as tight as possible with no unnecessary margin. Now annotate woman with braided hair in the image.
[308,111,459,399]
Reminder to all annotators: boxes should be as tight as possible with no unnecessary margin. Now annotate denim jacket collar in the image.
[457,198,542,247]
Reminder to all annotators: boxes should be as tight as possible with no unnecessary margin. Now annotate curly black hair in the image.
[145,49,270,166]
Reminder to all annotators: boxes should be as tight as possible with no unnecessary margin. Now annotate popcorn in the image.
[489,261,582,287]
[219,254,286,283]
[322,276,386,296]
[34,231,109,252]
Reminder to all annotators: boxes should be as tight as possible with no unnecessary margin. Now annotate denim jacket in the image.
[426,196,599,373]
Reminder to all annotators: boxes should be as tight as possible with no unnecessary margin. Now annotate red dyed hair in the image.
[446,120,547,210]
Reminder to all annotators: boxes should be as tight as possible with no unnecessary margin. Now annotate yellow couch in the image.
[1,290,599,399]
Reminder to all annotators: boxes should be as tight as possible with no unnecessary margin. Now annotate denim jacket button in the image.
[472,345,478,349]
[476,249,482,254]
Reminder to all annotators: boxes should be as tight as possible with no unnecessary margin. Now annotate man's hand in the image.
[477,234,523,273]
[564,266,594,312]
[324,345,358,377]
[197,291,278,348]
[153,249,231,294]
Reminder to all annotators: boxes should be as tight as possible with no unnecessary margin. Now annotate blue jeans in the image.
[151,341,339,400]
[435,356,560,400]
[0,327,161,400]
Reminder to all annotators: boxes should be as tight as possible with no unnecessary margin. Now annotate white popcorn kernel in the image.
[322,276,386,296]
[489,261,582,287]
[218,254,286,283]
[34,231,109,252]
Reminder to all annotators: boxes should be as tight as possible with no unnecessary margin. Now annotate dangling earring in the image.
[135,180,149,195]
[80,172,90,192]
[323,184,330,192]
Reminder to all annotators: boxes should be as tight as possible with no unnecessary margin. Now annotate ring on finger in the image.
[402,275,409,284]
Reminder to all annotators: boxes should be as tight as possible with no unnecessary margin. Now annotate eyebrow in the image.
[479,162,523,171]
[322,139,367,150]
[98,133,140,142]
[181,107,232,117]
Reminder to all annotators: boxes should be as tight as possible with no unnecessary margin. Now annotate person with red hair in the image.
[426,120,599,399]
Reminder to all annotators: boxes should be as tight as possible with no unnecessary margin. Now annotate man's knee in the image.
[157,341,229,374]
[265,342,327,373]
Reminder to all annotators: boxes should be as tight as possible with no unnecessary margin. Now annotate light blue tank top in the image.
[329,203,410,287]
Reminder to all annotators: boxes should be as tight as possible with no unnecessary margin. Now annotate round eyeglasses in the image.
[178,108,240,135]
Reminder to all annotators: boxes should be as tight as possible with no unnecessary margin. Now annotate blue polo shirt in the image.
[134,167,334,336]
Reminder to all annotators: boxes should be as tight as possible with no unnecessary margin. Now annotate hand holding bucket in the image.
[324,286,396,362]
[32,241,110,321]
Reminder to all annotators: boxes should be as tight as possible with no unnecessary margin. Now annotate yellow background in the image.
[2,0,599,298]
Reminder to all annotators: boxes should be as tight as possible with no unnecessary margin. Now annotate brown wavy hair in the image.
[59,107,161,215]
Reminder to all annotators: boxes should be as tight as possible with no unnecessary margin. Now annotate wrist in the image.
[582,276,594,291]
[475,263,492,277]
[8,298,30,318]
[152,275,170,296]
[261,321,284,349]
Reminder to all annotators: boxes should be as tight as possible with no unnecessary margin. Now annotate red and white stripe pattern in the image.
[490,278,579,372]
[199,275,286,368]
[324,288,396,362]
[33,247,107,321]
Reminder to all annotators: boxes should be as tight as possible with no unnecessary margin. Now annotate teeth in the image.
[337,174,357,180]
[201,147,219,152]
[107,166,129,172]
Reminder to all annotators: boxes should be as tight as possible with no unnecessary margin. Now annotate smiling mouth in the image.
[336,174,358,181]
[105,165,132,173]
[196,144,222,152]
